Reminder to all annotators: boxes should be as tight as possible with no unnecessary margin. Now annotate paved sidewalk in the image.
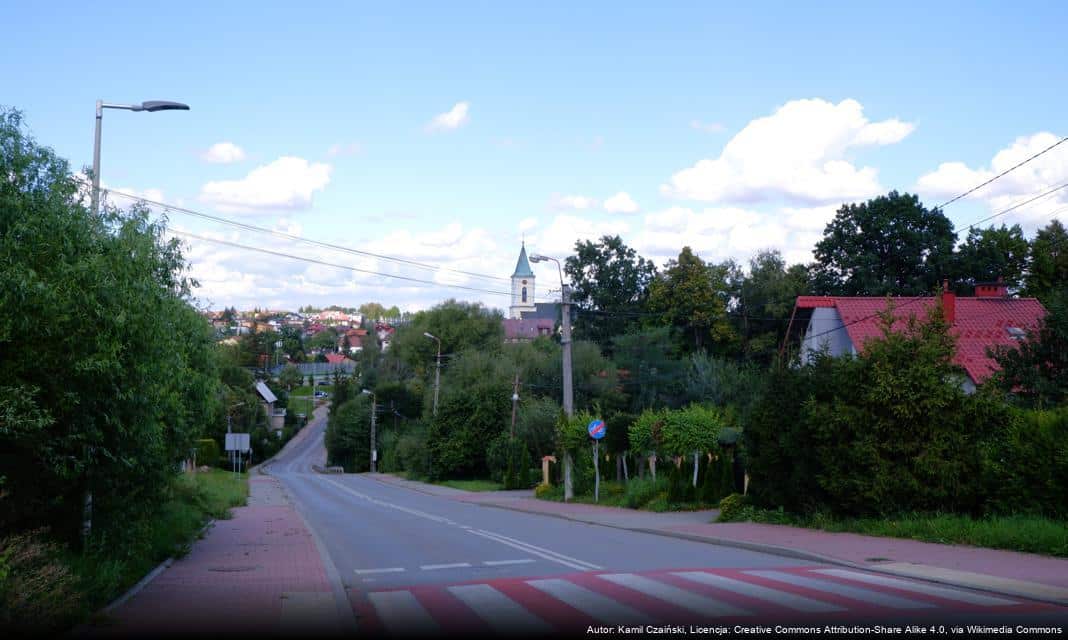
[82,470,352,637]
[369,473,1068,606]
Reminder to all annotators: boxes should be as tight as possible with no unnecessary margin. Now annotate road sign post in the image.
[588,419,606,502]
[225,433,251,479]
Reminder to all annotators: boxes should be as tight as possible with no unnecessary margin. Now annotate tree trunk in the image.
[649,454,657,480]
[564,452,573,501]
[622,452,629,482]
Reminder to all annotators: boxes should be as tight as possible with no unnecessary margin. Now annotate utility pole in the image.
[561,282,574,501]
[510,372,520,439]
[363,389,377,473]
[424,333,442,416]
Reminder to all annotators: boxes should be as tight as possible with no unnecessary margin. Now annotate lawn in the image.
[388,472,504,492]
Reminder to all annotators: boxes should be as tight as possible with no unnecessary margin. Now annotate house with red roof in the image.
[502,318,555,343]
[324,353,351,365]
[785,279,1047,393]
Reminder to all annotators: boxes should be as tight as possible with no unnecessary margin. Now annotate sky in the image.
[3,1,1067,313]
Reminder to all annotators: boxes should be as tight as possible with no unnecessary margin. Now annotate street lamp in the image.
[424,332,442,417]
[528,253,575,500]
[362,389,377,472]
[91,99,190,215]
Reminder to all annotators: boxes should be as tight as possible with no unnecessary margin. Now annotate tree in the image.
[278,364,303,391]
[0,109,220,544]
[389,300,503,373]
[952,224,1029,293]
[563,235,657,346]
[735,250,811,364]
[308,328,338,351]
[1024,219,1068,304]
[812,191,957,296]
[325,397,372,472]
[646,247,736,351]
[611,327,687,412]
[990,292,1068,408]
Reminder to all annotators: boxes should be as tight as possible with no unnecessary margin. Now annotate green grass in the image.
[436,479,505,492]
[56,470,249,631]
[534,478,718,512]
[716,503,1068,558]
[288,396,315,418]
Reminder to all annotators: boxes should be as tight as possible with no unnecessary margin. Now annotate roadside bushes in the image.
[0,529,83,633]
[745,307,1013,518]
[628,404,728,504]
[486,435,534,489]
[985,407,1068,519]
[325,397,372,472]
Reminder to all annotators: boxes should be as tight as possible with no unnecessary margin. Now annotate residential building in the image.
[785,280,1047,393]
[254,381,286,436]
[503,318,555,343]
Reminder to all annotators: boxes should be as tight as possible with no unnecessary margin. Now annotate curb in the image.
[474,501,1068,608]
[260,464,360,635]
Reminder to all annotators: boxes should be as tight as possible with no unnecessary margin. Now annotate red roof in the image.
[324,353,350,364]
[794,294,1047,383]
[502,318,555,340]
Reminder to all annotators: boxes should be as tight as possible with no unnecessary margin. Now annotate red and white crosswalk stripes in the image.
[352,566,1055,636]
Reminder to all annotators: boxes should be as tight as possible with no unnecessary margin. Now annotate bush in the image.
[486,435,532,489]
[395,427,430,477]
[194,438,220,467]
[623,477,668,509]
[534,483,562,500]
[717,493,749,522]
[986,407,1068,518]
[0,529,83,633]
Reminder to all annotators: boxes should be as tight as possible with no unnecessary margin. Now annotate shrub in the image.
[0,529,83,633]
[395,426,429,477]
[716,493,749,522]
[534,483,562,500]
[194,438,220,467]
[986,407,1068,518]
[623,477,668,509]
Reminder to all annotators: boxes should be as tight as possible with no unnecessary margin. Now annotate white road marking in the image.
[528,578,646,624]
[317,476,457,525]
[812,569,1020,606]
[599,573,750,616]
[368,590,438,635]
[745,571,935,609]
[447,584,554,633]
[468,530,589,571]
[673,572,844,612]
[420,562,471,570]
[484,559,536,566]
[474,529,602,570]
[354,567,405,574]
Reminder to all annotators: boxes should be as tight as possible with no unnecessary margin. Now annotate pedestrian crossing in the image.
[354,566,1053,636]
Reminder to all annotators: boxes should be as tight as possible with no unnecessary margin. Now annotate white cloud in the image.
[519,217,539,232]
[604,191,640,214]
[427,102,470,132]
[525,215,631,258]
[915,132,1068,229]
[690,120,725,134]
[327,142,362,157]
[201,142,246,164]
[550,193,599,211]
[662,98,915,205]
[200,156,332,213]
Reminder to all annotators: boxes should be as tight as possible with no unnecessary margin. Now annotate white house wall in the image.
[801,308,853,364]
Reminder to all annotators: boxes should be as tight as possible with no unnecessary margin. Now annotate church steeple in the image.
[509,241,536,319]
[512,241,534,278]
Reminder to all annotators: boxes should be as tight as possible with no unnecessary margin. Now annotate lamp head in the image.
[141,100,190,112]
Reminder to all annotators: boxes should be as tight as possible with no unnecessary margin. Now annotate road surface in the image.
[266,406,1068,636]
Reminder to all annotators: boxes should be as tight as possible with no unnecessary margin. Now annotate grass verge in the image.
[534,478,718,512]
[716,500,1068,558]
[1,470,249,634]
[387,472,504,492]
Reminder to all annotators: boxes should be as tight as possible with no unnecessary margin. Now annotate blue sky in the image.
[4,1,1066,311]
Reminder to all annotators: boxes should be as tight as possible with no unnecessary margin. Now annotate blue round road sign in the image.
[587,419,606,440]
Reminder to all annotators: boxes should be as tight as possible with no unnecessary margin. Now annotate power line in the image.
[83,180,512,285]
[936,136,1068,209]
[170,229,531,300]
[954,181,1068,233]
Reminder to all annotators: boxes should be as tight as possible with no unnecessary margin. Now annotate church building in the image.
[504,242,561,341]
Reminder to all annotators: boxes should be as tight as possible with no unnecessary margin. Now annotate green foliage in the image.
[622,477,669,509]
[733,250,811,364]
[990,292,1068,408]
[0,109,221,545]
[556,410,597,454]
[716,493,750,522]
[325,397,372,472]
[746,305,1006,517]
[646,247,737,352]
[952,224,1030,293]
[628,409,666,456]
[0,529,83,633]
[611,327,687,412]
[1024,219,1068,304]
[984,407,1068,519]
[564,234,657,344]
[685,354,765,426]
[535,482,562,500]
[659,404,722,456]
[427,380,510,479]
[278,364,303,391]
[515,396,562,460]
[389,299,504,374]
[812,191,956,296]
[194,439,221,467]
[394,424,430,477]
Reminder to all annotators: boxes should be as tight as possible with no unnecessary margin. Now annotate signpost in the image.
[588,419,606,502]
[225,433,251,478]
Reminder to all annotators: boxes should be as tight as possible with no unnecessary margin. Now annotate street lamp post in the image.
[529,253,574,500]
[362,389,377,472]
[91,99,189,216]
[424,332,442,417]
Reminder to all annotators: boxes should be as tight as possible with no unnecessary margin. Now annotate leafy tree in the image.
[0,109,220,543]
[308,328,339,351]
[990,292,1068,408]
[610,327,687,412]
[389,300,503,373]
[278,364,303,391]
[563,235,657,346]
[952,224,1029,293]
[646,247,736,351]
[812,191,957,296]
[1024,219,1068,304]
[325,396,372,472]
[734,250,811,364]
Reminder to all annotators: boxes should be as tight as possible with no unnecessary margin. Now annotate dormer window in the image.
[1006,327,1026,340]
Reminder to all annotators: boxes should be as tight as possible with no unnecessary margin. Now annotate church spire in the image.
[512,241,534,278]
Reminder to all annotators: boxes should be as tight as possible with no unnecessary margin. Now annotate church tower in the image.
[509,242,536,319]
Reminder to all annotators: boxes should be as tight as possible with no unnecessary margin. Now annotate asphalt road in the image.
[267,406,1068,636]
